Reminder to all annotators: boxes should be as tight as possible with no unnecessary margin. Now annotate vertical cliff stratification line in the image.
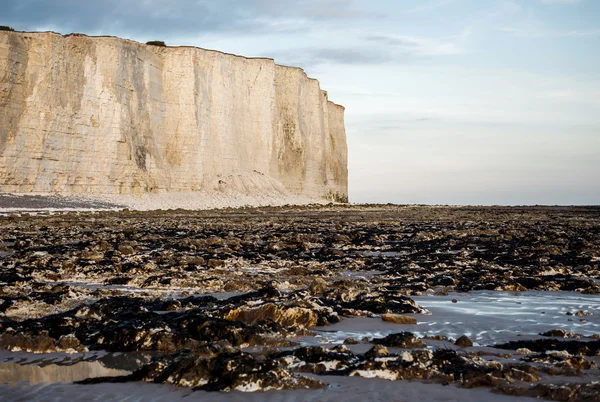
[0,31,347,202]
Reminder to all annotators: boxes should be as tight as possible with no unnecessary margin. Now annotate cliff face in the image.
[0,31,347,201]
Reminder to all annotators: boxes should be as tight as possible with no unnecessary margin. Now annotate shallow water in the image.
[414,290,600,341]
[311,290,600,346]
[0,374,539,402]
[1,290,598,399]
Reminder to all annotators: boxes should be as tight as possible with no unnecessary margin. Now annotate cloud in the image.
[266,31,464,69]
[299,0,383,19]
[500,26,600,38]
[565,29,600,37]
[539,0,585,4]
[4,0,242,36]
[541,89,600,104]
[365,34,464,56]
[496,1,598,38]
[3,0,377,38]
[400,0,458,14]
[268,47,393,68]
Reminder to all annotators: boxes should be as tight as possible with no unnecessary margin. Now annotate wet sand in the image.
[0,194,122,214]
[1,375,542,402]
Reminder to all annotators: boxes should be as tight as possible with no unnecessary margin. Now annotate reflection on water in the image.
[0,360,131,386]
[341,270,384,280]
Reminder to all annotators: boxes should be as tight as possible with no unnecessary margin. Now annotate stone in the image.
[540,329,581,339]
[56,334,83,352]
[208,259,226,268]
[372,332,426,348]
[381,314,417,324]
[454,335,473,347]
[0,333,56,353]
[224,303,319,328]
[79,350,325,392]
[308,278,328,296]
[494,339,600,356]
[365,344,390,358]
[117,245,135,255]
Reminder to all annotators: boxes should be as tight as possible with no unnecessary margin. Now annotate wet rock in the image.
[540,329,582,338]
[308,278,328,296]
[493,339,600,356]
[80,250,104,260]
[271,345,359,374]
[381,314,417,324]
[323,291,428,316]
[323,280,368,303]
[90,311,288,352]
[455,335,474,347]
[497,382,600,402]
[331,348,446,382]
[117,244,135,255]
[105,276,132,285]
[581,287,600,295]
[224,303,318,328]
[56,334,86,352]
[372,332,426,348]
[0,332,56,353]
[423,334,449,341]
[501,364,541,382]
[208,259,226,268]
[431,276,457,286]
[0,331,85,353]
[186,256,206,267]
[364,344,389,358]
[80,349,324,392]
[521,350,598,374]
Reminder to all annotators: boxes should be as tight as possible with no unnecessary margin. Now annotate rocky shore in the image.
[1,205,599,400]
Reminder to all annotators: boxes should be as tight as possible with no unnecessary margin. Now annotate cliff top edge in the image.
[1,30,345,109]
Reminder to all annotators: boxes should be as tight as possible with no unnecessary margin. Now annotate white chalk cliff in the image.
[0,31,348,202]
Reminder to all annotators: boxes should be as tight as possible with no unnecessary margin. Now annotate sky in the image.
[3,0,600,205]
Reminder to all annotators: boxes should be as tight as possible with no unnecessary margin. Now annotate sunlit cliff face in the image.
[0,31,347,202]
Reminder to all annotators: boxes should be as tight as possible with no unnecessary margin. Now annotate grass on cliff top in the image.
[146,40,167,47]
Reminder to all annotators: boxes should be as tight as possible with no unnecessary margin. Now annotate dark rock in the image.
[493,339,600,356]
[79,349,324,391]
[455,335,473,347]
[372,332,426,348]
[540,329,582,339]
